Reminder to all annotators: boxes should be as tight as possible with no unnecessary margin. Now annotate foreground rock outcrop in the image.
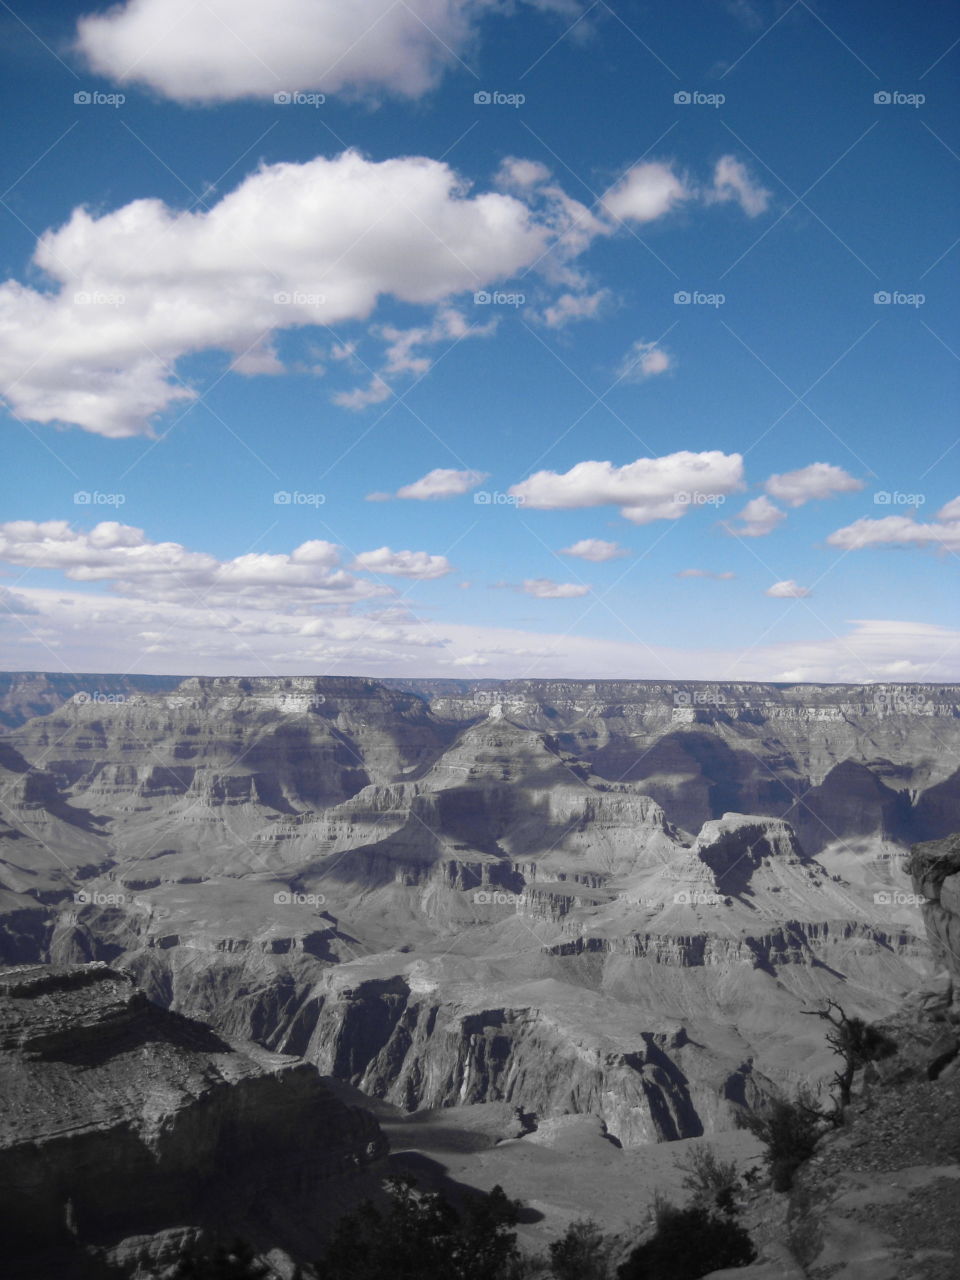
[0,962,386,1277]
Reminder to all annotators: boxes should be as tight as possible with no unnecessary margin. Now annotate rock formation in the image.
[0,961,386,1276]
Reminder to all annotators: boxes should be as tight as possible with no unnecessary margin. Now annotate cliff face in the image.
[0,962,386,1273]
[1,675,954,1155]
[910,832,960,984]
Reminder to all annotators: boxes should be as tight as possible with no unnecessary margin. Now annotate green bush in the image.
[616,1202,755,1280]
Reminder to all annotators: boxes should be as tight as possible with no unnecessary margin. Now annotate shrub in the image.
[738,1090,821,1191]
[315,1175,526,1280]
[549,1218,614,1279]
[677,1144,741,1215]
[616,1201,755,1280]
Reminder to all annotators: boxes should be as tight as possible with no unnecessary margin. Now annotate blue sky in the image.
[0,0,957,681]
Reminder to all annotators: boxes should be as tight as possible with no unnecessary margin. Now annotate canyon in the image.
[1,674,956,1153]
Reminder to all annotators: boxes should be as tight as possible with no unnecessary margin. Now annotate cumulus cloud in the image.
[0,586,39,614]
[602,162,691,224]
[725,495,785,537]
[766,580,811,598]
[617,339,672,381]
[389,468,490,500]
[335,307,496,410]
[522,578,590,598]
[707,155,772,217]
[560,538,628,562]
[0,151,580,436]
[509,451,744,524]
[764,462,864,507]
[826,497,960,552]
[540,289,608,328]
[76,0,538,103]
[0,520,390,608]
[676,569,736,580]
[352,547,455,578]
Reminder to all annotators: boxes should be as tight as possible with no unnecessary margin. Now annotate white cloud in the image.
[676,569,736,580]
[509,451,744,524]
[522,578,590,598]
[617,339,673,381]
[336,308,496,410]
[7,588,960,682]
[725,495,785,537]
[76,0,506,103]
[602,162,691,224]
[392,468,489,500]
[560,538,628,562]
[826,498,960,552]
[707,155,772,217]
[352,547,455,578]
[764,462,864,507]
[540,290,608,328]
[766,580,811,598]
[0,586,38,614]
[0,151,579,436]
[0,520,383,607]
